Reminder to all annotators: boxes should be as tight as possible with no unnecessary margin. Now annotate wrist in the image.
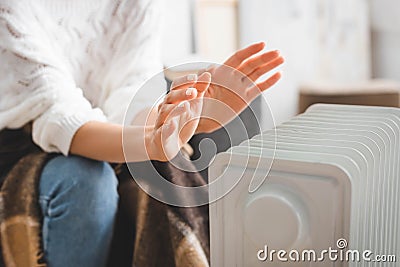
[144,126,158,161]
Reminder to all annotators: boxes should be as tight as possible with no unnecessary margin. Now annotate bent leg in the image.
[39,155,119,267]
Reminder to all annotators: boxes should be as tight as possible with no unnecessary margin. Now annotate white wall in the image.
[194,0,239,62]
[369,0,400,80]
[161,0,240,66]
[239,0,318,128]
[160,0,194,65]
[238,0,370,127]
[161,0,400,127]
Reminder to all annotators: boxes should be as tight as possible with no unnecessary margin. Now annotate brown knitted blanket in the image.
[0,128,210,267]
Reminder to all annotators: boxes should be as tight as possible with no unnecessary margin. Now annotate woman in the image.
[0,0,284,266]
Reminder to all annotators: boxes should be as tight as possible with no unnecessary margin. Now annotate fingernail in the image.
[186,87,196,96]
[187,74,197,81]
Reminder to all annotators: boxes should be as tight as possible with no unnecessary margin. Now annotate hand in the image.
[197,42,284,133]
[70,73,211,163]
[145,72,211,161]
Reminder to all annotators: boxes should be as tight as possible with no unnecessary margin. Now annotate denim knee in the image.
[39,155,119,218]
[39,156,119,267]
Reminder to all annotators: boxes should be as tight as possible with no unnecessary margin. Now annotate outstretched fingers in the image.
[156,102,187,127]
[224,42,265,68]
[237,50,281,76]
[246,72,282,101]
[170,73,198,90]
[247,56,285,82]
[164,87,198,104]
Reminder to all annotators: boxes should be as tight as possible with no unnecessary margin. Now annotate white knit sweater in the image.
[0,0,165,155]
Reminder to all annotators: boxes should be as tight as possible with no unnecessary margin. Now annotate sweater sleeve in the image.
[0,1,107,155]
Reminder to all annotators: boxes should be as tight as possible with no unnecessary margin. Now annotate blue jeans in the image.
[39,155,119,267]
